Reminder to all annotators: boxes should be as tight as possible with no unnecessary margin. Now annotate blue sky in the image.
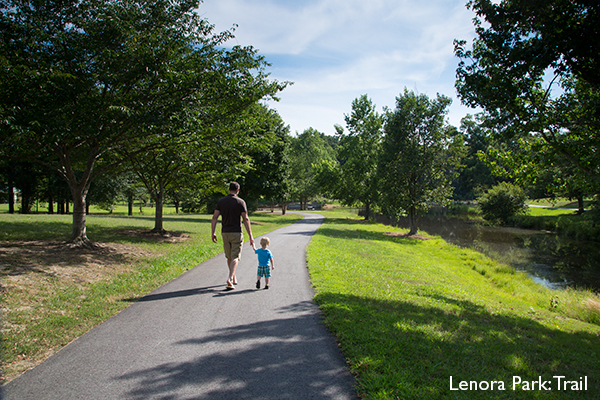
[199,0,479,135]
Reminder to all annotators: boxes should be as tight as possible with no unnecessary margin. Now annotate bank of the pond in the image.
[307,211,600,400]
[365,205,600,292]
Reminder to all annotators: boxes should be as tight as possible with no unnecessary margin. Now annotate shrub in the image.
[477,182,527,224]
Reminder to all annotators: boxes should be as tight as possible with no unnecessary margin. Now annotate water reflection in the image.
[388,214,600,292]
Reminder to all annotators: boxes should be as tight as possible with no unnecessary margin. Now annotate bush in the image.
[477,182,527,224]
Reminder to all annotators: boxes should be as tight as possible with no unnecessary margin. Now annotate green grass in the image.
[0,202,181,215]
[0,211,302,382]
[527,198,593,209]
[516,206,600,241]
[307,209,600,399]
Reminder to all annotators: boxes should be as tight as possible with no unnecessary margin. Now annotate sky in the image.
[199,0,480,136]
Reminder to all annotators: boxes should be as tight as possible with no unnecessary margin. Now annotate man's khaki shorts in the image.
[222,232,243,260]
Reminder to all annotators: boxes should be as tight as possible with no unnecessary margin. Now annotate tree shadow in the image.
[114,302,357,400]
[315,218,422,245]
[313,292,600,399]
[0,221,72,241]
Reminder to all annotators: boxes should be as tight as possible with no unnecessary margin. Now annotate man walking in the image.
[211,182,255,290]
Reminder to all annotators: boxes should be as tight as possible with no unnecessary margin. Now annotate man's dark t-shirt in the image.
[215,194,248,233]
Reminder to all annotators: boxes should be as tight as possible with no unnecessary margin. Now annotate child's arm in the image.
[270,257,274,270]
[252,242,256,251]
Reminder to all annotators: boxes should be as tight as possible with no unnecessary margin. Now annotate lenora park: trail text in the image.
[449,376,588,391]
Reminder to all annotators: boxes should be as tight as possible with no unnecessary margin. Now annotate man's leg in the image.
[227,258,238,286]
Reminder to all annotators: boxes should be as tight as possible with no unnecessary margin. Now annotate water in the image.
[388,214,600,292]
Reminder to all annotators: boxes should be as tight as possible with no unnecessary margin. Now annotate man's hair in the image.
[229,182,240,192]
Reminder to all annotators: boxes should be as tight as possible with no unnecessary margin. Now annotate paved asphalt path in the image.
[3,212,357,400]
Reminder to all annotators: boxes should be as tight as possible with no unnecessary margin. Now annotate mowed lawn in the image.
[0,210,302,383]
[307,209,600,400]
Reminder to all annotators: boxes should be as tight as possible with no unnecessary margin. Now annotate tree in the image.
[477,182,527,224]
[237,106,291,212]
[452,114,496,200]
[0,0,286,246]
[378,89,455,235]
[454,0,600,197]
[333,95,383,219]
[129,126,249,232]
[287,128,336,210]
[480,134,594,213]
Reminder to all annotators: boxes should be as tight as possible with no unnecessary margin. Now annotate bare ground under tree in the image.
[0,230,189,383]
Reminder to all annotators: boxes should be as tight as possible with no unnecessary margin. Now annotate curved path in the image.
[4,213,357,400]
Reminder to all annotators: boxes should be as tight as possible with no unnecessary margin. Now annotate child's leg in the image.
[256,275,261,288]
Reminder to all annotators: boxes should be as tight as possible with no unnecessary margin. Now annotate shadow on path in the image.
[115,301,352,400]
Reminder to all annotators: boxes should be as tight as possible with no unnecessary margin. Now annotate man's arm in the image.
[241,212,254,247]
[211,210,220,243]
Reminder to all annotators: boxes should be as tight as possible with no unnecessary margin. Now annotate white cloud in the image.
[199,0,480,134]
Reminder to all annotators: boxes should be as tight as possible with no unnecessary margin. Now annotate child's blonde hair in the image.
[260,237,270,248]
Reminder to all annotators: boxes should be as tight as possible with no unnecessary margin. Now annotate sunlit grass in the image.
[308,209,600,399]
[0,211,302,383]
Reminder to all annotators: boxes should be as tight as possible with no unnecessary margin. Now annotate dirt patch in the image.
[385,232,431,241]
[1,232,185,383]
[0,240,154,285]
[118,229,190,243]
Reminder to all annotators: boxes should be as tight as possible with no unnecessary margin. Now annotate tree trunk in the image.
[577,196,585,214]
[8,186,15,214]
[128,194,133,216]
[69,192,93,248]
[281,200,287,215]
[152,184,165,233]
[48,193,54,214]
[364,201,370,221]
[20,191,31,214]
[56,143,97,248]
[407,206,418,236]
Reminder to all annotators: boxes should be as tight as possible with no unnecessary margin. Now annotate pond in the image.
[387,214,600,293]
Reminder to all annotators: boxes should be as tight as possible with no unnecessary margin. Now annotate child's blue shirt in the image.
[255,248,273,266]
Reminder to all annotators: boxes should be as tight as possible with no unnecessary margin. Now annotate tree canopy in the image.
[0,0,286,245]
[332,94,383,218]
[454,0,600,197]
[379,89,455,235]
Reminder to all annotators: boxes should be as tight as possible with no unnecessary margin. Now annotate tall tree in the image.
[237,106,291,212]
[0,0,285,246]
[452,114,496,200]
[287,128,336,210]
[379,89,454,235]
[454,0,600,196]
[334,94,383,219]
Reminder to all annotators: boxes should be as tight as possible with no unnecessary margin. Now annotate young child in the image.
[253,237,274,289]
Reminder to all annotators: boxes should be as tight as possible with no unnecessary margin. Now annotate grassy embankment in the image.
[515,204,600,242]
[307,207,600,400]
[0,207,302,383]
